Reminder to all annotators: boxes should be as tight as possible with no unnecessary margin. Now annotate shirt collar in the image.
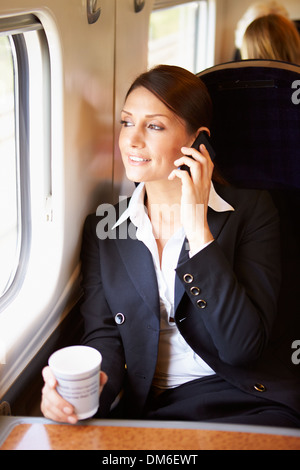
[113,181,234,229]
[209,182,235,212]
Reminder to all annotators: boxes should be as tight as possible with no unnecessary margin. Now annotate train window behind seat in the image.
[148,0,215,73]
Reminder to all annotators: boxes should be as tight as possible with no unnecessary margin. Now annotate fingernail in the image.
[67,416,78,424]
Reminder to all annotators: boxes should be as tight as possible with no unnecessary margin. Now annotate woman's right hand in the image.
[40,366,108,424]
[169,143,214,254]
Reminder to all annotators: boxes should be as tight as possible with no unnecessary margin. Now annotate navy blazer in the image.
[80,183,300,418]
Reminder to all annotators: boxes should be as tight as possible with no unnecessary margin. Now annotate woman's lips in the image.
[128,155,151,164]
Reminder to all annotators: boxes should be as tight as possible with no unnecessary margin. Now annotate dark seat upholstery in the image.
[199,60,300,190]
[199,60,300,368]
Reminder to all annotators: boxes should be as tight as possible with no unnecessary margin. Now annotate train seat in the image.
[198,59,300,367]
[198,59,300,190]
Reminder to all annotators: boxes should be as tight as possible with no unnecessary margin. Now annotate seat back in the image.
[199,60,300,190]
[199,60,300,357]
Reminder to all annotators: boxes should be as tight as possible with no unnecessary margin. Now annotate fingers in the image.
[100,371,108,393]
[169,144,213,181]
[41,366,78,424]
[179,144,213,175]
[40,367,109,424]
[42,365,57,388]
[168,165,191,183]
[182,143,209,159]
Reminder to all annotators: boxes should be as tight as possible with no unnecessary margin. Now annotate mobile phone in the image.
[178,131,216,175]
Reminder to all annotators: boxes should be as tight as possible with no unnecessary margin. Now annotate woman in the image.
[241,14,300,64]
[41,65,300,427]
[234,1,289,58]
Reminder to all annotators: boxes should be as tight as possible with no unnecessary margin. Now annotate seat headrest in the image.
[198,60,300,190]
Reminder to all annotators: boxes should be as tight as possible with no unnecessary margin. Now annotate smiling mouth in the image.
[129,156,151,162]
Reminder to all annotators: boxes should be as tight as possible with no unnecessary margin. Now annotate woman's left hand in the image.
[168,143,214,253]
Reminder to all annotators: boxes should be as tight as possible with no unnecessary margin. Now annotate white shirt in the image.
[113,182,234,390]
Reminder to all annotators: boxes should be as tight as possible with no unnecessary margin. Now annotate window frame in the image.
[152,0,202,9]
[0,10,66,400]
[0,15,43,312]
[148,0,215,73]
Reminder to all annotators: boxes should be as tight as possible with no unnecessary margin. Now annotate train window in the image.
[0,36,18,297]
[0,15,46,310]
[0,11,67,398]
[148,0,215,73]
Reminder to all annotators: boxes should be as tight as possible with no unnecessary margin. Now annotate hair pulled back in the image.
[126,65,213,134]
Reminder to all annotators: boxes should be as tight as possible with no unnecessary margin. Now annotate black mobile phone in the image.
[178,131,216,175]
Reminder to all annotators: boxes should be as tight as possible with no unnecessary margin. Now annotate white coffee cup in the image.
[48,345,102,420]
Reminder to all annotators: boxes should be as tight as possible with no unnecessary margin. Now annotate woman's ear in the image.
[195,126,211,137]
[187,127,211,148]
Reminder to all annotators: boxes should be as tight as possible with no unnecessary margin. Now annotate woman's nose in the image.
[128,127,145,148]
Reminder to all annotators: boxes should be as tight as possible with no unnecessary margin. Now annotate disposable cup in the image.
[48,345,102,420]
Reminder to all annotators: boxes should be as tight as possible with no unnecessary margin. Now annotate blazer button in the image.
[196,299,207,309]
[254,383,266,392]
[183,273,193,283]
[190,286,201,296]
[115,313,125,325]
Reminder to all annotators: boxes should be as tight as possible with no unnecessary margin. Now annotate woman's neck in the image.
[144,179,181,207]
[144,180,182,261]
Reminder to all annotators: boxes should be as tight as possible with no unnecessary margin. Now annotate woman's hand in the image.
[169,143,214,254]
[40,366,108,424]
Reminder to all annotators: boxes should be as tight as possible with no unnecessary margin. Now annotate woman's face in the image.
[119,86,195,184]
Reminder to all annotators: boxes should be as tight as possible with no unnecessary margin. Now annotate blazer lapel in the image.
[207,206,232,241]
[114,223,160,319]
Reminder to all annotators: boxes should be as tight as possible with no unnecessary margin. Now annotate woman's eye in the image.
[120,120,163,130]
[148,123,164,130]
[120,120,133,127]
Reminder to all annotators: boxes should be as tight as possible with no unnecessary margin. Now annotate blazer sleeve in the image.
[175,189,281,367]
[79,214,126,416]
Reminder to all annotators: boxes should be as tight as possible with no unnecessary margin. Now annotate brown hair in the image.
[126,65,227,184]
[126,64,213,134]
[242,14,300,64]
